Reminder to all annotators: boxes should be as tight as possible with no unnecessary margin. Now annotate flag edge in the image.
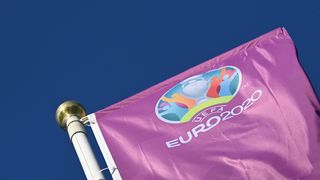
[88,113,123,180]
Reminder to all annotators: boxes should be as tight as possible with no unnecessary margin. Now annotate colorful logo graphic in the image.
[155,66,242,124]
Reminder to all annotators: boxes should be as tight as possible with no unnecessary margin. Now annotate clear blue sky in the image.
[0,0,319,179]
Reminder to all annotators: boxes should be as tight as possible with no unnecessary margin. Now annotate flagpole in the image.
[56,101,105,180]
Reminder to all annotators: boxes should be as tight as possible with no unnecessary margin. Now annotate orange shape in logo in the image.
[162,93,196,110]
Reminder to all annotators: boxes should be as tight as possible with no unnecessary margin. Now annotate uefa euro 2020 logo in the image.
[155,66,242,124]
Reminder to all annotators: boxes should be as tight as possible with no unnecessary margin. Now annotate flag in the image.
[88,27,320,180]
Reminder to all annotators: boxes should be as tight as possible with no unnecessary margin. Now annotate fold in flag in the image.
[88,27,320,180]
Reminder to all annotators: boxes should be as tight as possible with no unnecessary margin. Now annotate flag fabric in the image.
[89,27,320,180]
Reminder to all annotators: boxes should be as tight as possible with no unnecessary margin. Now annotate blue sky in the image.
[0,0,319,179]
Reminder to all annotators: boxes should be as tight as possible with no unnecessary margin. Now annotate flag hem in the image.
[88,113,122,180]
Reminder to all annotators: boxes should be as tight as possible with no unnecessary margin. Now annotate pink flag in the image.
[89,27,320,180]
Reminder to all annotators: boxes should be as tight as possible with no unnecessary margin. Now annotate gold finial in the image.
[56,100,86,128]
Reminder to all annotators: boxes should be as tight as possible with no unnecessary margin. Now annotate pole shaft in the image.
[67,116,105,180]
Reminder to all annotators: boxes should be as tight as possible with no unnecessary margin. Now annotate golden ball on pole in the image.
[55,100,86,128]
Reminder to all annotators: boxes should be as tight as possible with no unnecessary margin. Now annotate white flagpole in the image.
[56,101,105,180]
